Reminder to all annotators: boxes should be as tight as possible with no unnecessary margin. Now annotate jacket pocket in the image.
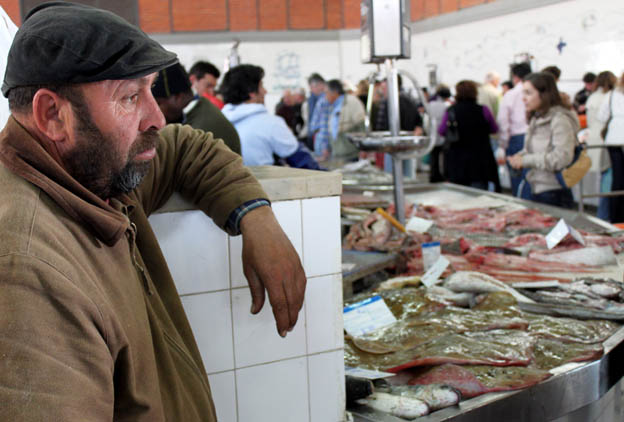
[162,331,212,395]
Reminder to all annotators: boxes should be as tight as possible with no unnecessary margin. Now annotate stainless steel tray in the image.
[344,183,623,421]
[351,326,624,422]
[347,132,429,153]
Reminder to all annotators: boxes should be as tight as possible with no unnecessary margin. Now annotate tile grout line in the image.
[205,347,345,376]
[301,199,312,422]
[179,271,342,298]
[227,235,240,422]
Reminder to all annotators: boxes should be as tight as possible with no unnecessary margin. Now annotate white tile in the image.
[309,351,346,422]
[149,211,229,294]
[231,288,307,368]
[181,291,234,373]
[305,274,344,354]
[302,196,341,278]
[229,235,246,289]
[229,200,303,289]
[272,200,303,260]
[208,371,237,422]
[236,358,309,422]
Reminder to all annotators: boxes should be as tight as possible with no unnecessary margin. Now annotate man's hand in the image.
[239,205,307,337]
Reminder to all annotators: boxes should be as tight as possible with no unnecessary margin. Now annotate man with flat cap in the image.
[0,2,306,421]
[152,62,241,155]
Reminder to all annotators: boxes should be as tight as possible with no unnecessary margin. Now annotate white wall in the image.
[159,0,624,107]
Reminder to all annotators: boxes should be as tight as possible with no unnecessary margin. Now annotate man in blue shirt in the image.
[221,64,320,170]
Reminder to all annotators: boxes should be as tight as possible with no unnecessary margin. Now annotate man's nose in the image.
[141,93,166,131]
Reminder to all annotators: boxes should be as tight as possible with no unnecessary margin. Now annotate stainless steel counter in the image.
[343,183,624,422]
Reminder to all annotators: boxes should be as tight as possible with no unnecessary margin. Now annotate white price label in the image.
[421,255,450,287]
[345,366,395,380]
[343,295,397,337]
[546,219,585,249]
[421,241,441,272]
[406,216,434,233]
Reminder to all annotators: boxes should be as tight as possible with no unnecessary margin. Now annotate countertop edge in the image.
[155,165,342,214]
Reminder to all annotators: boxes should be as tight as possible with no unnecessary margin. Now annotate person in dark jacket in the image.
[438,80,500,190]
[152,63,241,154]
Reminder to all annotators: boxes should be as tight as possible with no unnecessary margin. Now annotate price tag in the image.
[362,191,374,197]
[345,366,395,380]
[421,241,441,272]
[421,256,450,287]
[406,216,434,233]
[343,295,397,337]
[546,219,585,249]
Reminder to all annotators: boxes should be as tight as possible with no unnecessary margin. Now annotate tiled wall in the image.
[149,195,345,422]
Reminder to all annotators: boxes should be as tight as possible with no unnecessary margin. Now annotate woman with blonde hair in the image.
[508,72,579,208]
[598,72,624,222]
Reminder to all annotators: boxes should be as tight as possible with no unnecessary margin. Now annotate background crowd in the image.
[151,58,624,223]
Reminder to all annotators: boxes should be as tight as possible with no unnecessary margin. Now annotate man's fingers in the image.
[284,270,306,331]
[245,269,266,315]
[265,279,291,337]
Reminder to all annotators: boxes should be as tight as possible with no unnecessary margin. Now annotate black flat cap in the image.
[152,63,192,99]
[2,2,178,97]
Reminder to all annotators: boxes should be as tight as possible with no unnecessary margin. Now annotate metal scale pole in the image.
[385,59,406,225]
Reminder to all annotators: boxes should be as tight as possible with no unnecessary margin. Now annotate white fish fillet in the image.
[357,392,429,419]
[426,286,474,307]
[530,246,617,267]
[444,271,533,303]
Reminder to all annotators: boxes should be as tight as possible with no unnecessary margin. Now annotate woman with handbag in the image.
[598,72,624,223]
[437,80,499,190]
[508,72,579,208]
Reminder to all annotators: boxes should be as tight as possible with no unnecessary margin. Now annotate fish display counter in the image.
[341,183,624,421]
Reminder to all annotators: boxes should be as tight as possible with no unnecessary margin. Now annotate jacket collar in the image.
[0,116,131,246]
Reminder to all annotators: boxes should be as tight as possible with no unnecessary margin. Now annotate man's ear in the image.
[31,89,71,142]
[189,74,197,85]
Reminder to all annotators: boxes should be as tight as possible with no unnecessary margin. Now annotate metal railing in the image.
[577,144,624,214]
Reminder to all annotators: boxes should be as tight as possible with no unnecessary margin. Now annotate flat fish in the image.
[385,330,534,373]
[351,305,529,355]
[525,313,619,343]
[530,246,617,267]
[375,383,461,411]
[443,271,532,303]
[409,364,551,399]
[356,392,429,420]
[533,338,604,370]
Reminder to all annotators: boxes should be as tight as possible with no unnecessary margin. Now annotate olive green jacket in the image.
[0,119,266,421]
[185,97,242,155]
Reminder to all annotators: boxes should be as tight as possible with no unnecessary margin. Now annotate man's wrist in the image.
[225,199,271,235]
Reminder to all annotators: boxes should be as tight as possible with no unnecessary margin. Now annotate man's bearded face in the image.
[63,96,159,199]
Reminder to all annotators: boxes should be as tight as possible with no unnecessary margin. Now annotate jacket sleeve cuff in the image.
[225,199,271,236]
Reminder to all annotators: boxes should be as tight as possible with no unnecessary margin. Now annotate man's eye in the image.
[125,94,139,104]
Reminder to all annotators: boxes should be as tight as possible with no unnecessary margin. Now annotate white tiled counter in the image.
[149,166,345,422]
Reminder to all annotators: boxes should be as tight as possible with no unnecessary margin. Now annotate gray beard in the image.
[64,102,157,199]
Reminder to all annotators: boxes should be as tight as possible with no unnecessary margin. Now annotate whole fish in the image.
[529,246,616,267]
[375,382,461,411]
[443,271,532,303]
[356,392,429,420]
[425,285,475,307]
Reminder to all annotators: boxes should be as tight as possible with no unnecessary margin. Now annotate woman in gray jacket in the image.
[508,72,579,208]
